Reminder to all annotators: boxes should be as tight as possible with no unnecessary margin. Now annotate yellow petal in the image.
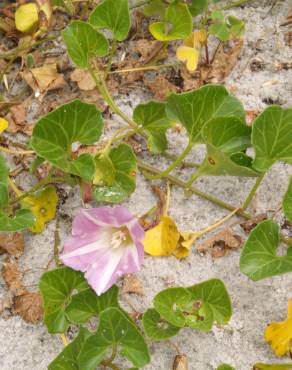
[173,232,197,259]
[176,46,199,72]
[265,298,292,356]
[194,29,207,45]
[15,3,39,33]
[0,118,8,134]
[22,185,58,233]
[143,216,180,256]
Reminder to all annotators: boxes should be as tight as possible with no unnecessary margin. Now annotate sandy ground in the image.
[0,0,292,369]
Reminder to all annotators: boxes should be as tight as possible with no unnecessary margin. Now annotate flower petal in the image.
[82,206,134,228]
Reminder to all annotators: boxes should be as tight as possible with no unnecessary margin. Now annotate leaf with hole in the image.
[283,177,292,221]
[166,85,245,143]
[133,101,172,153]
[252,106,292,172]
[62,21,109,69]
[143,308,180,341]
[185,279,232,331]
[93,143,137,203]
[30,99,103,182]
[48,328,91,370]
[90,0,131,41]
[78,307,150,370]
[149,3,192,41]
[240,220,292,281]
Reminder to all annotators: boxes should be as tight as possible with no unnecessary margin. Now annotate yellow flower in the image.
[265,298,292,356]
[0,118,8,134]
[15,3,39,33]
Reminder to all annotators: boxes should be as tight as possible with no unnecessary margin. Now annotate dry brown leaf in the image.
[22,63,66,94]
[173,354,188,370]
[240,213,268,233]
[14,292,43,323]
[246,110,260,125]
[197,228,242,258]
[0,233,25,257]
[5,99,33,135]
[0,295,13,316]
[144,74,178,101]
[123,274,144,295]
[70,69,96,91]
[2,259,25,295]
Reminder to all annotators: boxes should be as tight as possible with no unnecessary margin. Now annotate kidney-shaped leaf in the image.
[252,106,292,172]
[78,307,150,370]
[150,3,192,41]
[133,101,172,153]
[31,100,103,182]
[93,143,137,203]
[240,220,292,281]
[0,209,36,232]
[62,21,108,69]
[49,328,91,370]
[90,0,130,41]
[186,279,232,331]
[166,85,245,143]
[283,177,292,221]
[143,308,180,341]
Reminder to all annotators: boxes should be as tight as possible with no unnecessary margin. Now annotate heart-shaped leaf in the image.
[31,99,103,182]
[166,85,245,143]
[78,307,150,369]
[149,3,192,41]
[93,143,136,203]
[153,287,191,327]
[133,101,172,153]
[39,267,89,333]
[189,0,208,16]
[283,177,292,221]
[0,209,36,232]
[66,285,119,325]
[240,220,292,281]
[186,279,232,331]
[62,21,109,69]
[252,106,292,172]
[49,328,91,370]
[90,0,131,41]
[143,308,180,340]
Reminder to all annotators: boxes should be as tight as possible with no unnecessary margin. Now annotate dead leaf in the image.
[197,228,242,258]
[0,295,13,316]
[14,292,43,323]
[144,74,178,101]
[240,214,267,233]
[21,63,66,94]
[123,274,144,295]
[246,110,260,125]
[173,354,188,370]
[5,99,33,135]
[70,69,96,91]
[0,233,25,257]
[2,259,25,295]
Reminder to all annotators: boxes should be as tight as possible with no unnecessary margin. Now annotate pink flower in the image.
[60,206,144,295]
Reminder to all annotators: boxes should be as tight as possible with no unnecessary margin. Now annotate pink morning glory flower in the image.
[60,206,144,296]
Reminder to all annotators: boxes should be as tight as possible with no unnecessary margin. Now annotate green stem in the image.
[184,168,202,189]
[143,141,193,180]
[8,177,64,206]
[223,0,251,10]
[138,160,250,219]
[105,38,117,79]
[162,152,200,168]
[108,63,178,75]
[242,173,265,210]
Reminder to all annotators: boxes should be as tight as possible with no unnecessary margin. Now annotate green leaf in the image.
[153,287,191,327]
[93,152,115,186]
[228,16,245,39]
[217,365,235,370]
[189,0,208,16]
[254,364,292,370]
[143,308,180,341]
[66,285,119,325]
[133,101,172,153]
[143,0,166,17]
[31,99,103,182]
[78,307,150,370]
[49,328,91,370]
[166,85,245,143]
[209,22,230,41]
[0,209,36,232]
[283,177,292,221]
[149,3,192,41]
[186,279,232,331]
[62,21,109,69]
[90,0,131,41]
[93,143,136,203]
[240,220,292,281]
[39,267,88,333]
[252,106,292,172]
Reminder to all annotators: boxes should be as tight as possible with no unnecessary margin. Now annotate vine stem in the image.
[108,63,178,75]
[143,141,193,180]
[60,333,69,346]
[0,146,34,156]
[8,178,23,197]
[223,0,251,10]
[241,173,265,210]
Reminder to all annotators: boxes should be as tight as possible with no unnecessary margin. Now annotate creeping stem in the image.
[241,173,265,210]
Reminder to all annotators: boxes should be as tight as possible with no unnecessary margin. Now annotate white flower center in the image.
[111,229,128,249]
